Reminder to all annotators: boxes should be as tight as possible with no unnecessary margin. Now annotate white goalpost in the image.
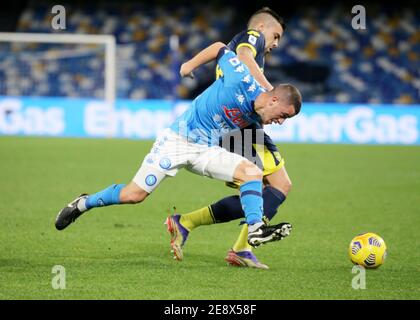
[0,32,117,108]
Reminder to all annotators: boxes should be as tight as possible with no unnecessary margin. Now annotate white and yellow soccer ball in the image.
[349,233,387,268]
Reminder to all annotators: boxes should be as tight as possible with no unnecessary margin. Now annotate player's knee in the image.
[280,177,292,195]
[265,169,292,195]
[273,177,292,196]
[234,161,263,183]
[277,174,292,194]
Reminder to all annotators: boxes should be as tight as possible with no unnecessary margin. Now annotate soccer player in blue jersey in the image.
[169,8,294,269]
[55,44,302,255]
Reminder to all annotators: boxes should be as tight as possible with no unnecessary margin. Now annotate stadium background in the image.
[0,0,419,300]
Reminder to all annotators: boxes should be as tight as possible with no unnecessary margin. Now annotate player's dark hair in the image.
[275,84,302,115]
[247,7,286,31]
[286,84,302,115]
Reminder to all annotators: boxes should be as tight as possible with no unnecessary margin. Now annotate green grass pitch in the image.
[0,136,419,299]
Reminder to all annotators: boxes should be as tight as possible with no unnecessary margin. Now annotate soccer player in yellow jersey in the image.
[167,7,293,269]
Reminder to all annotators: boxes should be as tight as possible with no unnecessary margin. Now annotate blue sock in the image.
[85,184,125,209]
[262,186,286,221]
[239,180,263,225]
[210,195,242,223]
[209,186,286,223]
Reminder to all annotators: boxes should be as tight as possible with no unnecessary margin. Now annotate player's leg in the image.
[168,133,291,264]
[179,128,289,228]
[175,140,291,237]
[54,167,164,230]
[55,129,180,231]
[83,181,150,209]
[224,165,291,267]
[170,182,287,244]
[224,140,291,265]
[264,165,292,197]
[55,181,151,231]
[168,127,255,234]
[166,146,266,260]
[232,159,264,225]
[165,156,262,260]
[192,147,290,247]
[181,143,291,267]
[173,177,289,267]
[119,182,150,203]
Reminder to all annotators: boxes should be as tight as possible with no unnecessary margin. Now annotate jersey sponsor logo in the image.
[0,98,64,135]
[145,174,157,186]
[223,106,249,127]
[159,157,171,170]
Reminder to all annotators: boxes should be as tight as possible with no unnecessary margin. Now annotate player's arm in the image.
[180,42,226,78]
[216,47,250,88]
[236,46,274,91]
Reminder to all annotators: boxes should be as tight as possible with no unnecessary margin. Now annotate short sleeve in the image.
[216,47,251,87]
[235,30,265,58]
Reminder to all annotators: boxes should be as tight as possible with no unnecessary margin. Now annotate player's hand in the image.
[180,63,195,79]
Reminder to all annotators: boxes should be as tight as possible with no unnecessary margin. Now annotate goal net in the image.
[0,32,116,107]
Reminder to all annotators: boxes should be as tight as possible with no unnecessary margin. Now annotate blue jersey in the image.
[216,29,265,79]
[170,47,265,146]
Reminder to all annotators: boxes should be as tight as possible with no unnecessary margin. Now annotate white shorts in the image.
[133,128,246,193]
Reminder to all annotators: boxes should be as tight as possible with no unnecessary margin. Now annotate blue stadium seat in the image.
[0,3,418,104]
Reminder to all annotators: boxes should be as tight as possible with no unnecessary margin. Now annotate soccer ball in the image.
[349,233,387,269]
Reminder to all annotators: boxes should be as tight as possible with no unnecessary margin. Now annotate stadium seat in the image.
[0,3,418,104]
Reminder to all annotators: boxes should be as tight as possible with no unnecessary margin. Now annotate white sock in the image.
[248,221,264,233]
[77,196,88,212]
